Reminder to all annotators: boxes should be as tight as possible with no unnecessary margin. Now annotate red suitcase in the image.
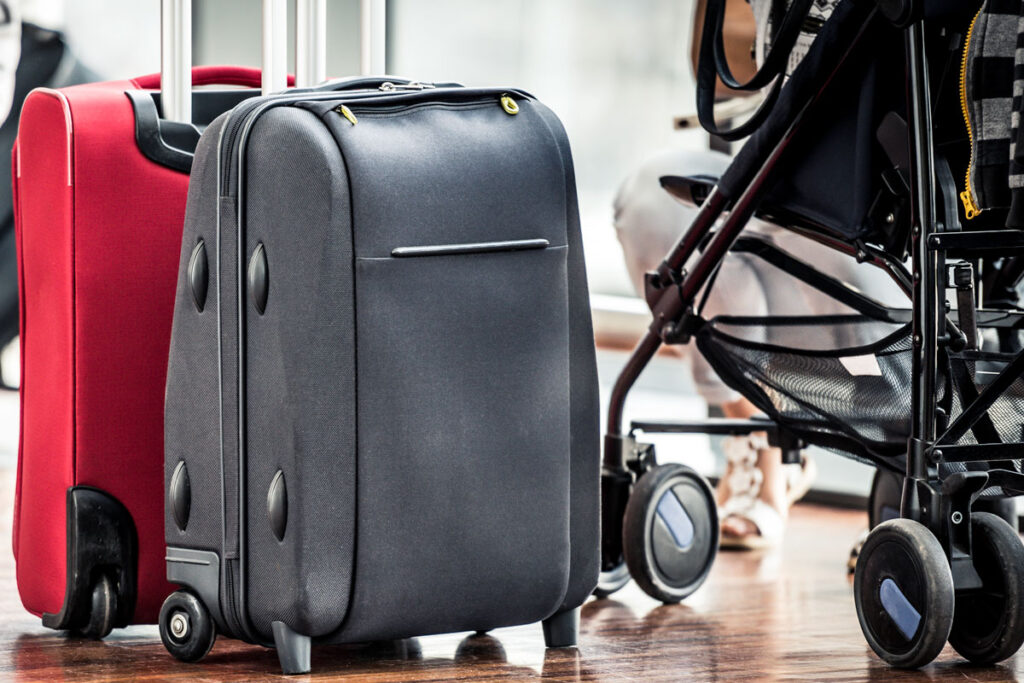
[12,64,270,636]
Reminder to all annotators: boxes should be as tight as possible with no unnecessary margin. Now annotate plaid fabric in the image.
[964,0,1018,221]
[1010,2,1024,225]
[753,0,841,76]
[965,0,1017,216]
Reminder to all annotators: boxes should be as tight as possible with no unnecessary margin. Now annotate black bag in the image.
[0,24,96,387]
[162,81,600,674]
[700,0,979,252]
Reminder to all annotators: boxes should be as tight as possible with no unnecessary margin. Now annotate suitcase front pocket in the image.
[347,242,573,639]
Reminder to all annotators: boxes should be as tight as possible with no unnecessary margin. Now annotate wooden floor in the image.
[0,464,1021,682]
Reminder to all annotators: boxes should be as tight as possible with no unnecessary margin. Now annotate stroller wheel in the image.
[854,519,954,668]
[868,469,903,529]
[622,463,718,604]
[594,562,631,598]
[948,512,1024,665]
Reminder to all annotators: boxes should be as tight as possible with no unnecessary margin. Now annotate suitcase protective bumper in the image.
[163,84,599,673]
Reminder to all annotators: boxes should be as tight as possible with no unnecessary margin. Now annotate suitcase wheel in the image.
[622,463,718,604]
[76,574,116,639]
[159,590,216,663]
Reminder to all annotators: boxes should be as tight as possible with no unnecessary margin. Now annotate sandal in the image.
[786,452,817,506]
[718,434,810,550]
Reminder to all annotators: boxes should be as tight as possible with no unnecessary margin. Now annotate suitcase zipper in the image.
[335,94,517,120]
[223,558,244,637]
[220,89,519,193]
[958,6,983,220]
[336,104,358,125]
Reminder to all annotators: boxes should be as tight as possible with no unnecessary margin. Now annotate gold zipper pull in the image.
[335,104,358,125]
[960,189,980,220]
[500,95,519,115]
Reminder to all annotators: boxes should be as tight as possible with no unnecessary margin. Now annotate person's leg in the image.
[713,227,908,543]
[614,147,764,406]
[716,399,791,542]
[615,149,808,548]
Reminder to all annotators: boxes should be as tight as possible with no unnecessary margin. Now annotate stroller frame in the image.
[601,5,1024,670]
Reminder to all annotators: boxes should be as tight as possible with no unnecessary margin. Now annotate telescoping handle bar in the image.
[160,0,191,123]
[160,0,385,123]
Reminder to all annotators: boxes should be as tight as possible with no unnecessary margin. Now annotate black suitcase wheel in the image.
[854,518,954,668]
[622,463,718,604]
[948,512,1024,665]
[76,574,116,639]
[160,590,216,663]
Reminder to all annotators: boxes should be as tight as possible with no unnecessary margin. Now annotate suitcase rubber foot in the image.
[272,621,311,675]
[542,606,580,648]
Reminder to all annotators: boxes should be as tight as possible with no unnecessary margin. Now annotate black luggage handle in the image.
[695,0,816,140]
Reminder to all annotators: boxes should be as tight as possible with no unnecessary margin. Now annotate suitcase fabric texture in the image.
[162,81,599,674]
[13,66,264,635]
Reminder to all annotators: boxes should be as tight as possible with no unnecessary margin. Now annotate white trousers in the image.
[613,148,907,405]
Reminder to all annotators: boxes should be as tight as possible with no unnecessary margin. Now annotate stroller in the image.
[598,0,1024,670]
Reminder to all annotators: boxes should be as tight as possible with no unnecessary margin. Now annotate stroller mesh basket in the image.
[695,314,1024,465]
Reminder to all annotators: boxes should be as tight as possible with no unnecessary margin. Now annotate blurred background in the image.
[0,0,875,501]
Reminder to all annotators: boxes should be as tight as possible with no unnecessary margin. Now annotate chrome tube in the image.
[160,0,191,123]
[295,0,326,87]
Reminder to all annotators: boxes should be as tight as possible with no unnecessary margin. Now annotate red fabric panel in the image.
[15,80,183,623]
[11,139,22,561]
[67,82,183,624]
[14,90,76,617]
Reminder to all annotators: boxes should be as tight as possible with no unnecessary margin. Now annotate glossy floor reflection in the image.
[0,458,1020,681]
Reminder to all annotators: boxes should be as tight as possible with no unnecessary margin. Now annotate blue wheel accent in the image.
[880,578,921,641]
[656,489,695,550]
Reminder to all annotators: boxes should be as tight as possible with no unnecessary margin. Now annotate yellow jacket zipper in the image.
[959,6,983,220]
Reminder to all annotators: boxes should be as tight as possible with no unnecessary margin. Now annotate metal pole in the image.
[604,9,878,439]
[903,21,940,518]
[262,0,288,95]
[295,0,326,87]
[160,0,191,123]
[360,0,386,75]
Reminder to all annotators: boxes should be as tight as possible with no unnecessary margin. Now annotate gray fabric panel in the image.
[338,245,571,642]
[531,103,601,612]
[165,113,229,554]
[242,107,356,640]
[322,99,568,258]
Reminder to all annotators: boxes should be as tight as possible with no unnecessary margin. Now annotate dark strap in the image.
[696,0,815,140]
[714,0,816,91]
[949,355,1003,445]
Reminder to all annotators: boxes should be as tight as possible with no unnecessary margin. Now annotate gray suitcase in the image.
[160,78,600,674]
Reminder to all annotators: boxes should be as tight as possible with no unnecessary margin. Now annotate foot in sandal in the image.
[716,433,816,550]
